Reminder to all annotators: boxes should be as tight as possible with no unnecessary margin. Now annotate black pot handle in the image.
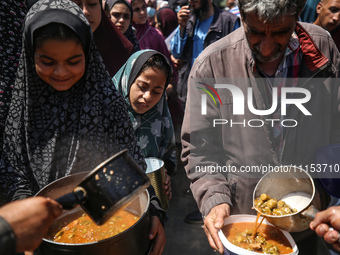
[56,187,86,210]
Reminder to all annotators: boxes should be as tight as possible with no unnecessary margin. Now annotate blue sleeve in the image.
[170,26,188,59]
[233,19,240,31]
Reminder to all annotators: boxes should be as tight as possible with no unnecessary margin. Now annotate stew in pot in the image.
[46,208,140,243]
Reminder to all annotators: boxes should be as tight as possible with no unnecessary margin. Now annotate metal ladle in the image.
[253,166,321,232]
[253,165,340,244]
[55,149,150,225]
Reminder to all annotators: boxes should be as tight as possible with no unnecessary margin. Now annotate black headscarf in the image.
[0,0,27,148]
[106,0,141,52]
[26,0,37,8]
[107,0,133,20]
[1,0,145,202]
[94,0,134,77]
[26,0,135,73]
[24,8,91,59]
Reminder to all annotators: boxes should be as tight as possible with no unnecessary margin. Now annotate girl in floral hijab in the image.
[113,50,177,199]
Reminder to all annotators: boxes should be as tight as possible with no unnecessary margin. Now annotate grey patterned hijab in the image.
[1,0,145,202]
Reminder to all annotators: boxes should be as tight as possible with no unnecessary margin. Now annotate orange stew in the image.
[47,208,140,244]
[222,222,293,254]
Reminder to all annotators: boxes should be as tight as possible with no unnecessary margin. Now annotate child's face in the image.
[110,3,131,34]
[34,39,85,91]
[129,67,166,114]
[72,0,102,32]
[132,0,148,24]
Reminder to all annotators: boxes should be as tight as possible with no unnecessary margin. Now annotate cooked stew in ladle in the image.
[254,193,297,216]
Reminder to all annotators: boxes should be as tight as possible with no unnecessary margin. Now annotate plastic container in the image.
[218,215,299,255]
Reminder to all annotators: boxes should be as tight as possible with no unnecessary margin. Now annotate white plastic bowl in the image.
[218,215,299,255]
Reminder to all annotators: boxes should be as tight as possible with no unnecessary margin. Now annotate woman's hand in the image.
[164,170,172,200]
[149,216,166,255]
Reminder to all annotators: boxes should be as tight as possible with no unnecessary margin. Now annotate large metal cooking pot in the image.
[253,166,322,232]
[34,172,152,255]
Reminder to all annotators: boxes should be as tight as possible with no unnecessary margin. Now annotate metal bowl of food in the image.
[253,166,322,232]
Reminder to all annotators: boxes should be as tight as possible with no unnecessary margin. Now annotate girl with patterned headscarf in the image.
[27,0,135,77]
[0,1,166,252]
[113,49,177,200]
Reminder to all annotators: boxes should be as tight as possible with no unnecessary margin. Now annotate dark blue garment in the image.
[300,0,318,23]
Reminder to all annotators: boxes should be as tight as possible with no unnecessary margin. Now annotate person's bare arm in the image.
[0,197,62,253]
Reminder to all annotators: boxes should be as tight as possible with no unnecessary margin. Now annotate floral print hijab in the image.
[113,50,176,173]
[1,0,144,203]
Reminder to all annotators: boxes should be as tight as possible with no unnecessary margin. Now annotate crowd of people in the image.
[0,0,340,254]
